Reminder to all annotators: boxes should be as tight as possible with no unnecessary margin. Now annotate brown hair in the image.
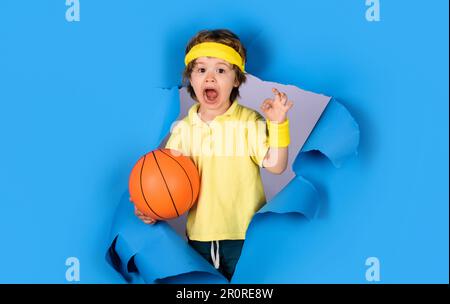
[182,29,247,102]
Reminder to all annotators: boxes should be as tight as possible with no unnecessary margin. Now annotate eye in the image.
[197,68,206,73]
[217,68,226,74]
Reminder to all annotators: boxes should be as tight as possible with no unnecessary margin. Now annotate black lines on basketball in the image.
[139,155,167,220]
[158,149,194,209]
[152,151,180,217]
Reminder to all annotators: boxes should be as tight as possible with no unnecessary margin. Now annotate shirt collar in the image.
[189,100,239,125]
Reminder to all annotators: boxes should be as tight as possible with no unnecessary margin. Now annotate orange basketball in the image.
[128,148,200,220]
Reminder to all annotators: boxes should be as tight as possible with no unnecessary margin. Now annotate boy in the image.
[134,29,293,281]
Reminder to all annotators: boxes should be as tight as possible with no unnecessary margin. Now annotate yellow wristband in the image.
[267,119,290,147]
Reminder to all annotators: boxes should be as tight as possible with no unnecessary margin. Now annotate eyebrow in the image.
[216,62,230,67]
[194,61,231,67]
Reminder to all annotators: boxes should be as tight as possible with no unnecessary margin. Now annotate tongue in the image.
[205,89,218,100]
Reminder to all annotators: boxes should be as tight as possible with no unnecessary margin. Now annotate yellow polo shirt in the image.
[165,100,270,241]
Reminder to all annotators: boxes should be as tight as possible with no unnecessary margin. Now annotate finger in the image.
[272,88,282,102]
[265,98,274,107]
[260,100,267,110]
[285,100,294,111]
[280,93,288,105]
[140,217,154,223]
[134,207,143,216]
[276,92,285,105]
[139,214,155,221]
[260,99,273,110]
[137,213,151,220]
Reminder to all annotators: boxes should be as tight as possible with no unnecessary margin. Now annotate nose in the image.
[205,70,216,83]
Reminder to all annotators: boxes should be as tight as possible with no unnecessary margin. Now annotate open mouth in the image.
[203,88,219,103]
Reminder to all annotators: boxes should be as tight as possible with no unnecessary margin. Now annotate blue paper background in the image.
[0,0,448,283]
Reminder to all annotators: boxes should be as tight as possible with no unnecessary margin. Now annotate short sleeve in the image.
[164,119,190,156]
[247,111,270,168]
[165,133,181,151]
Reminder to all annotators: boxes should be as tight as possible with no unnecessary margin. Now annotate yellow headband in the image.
[184,42,245,72]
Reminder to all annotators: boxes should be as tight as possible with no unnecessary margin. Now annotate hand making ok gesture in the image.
[260,88,294,123]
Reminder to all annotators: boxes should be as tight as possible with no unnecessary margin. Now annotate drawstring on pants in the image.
[210,240,220,269]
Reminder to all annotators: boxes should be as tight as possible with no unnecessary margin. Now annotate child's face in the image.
[189,56,239,110]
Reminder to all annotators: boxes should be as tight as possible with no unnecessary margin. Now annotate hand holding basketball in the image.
[130,197,157,224]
